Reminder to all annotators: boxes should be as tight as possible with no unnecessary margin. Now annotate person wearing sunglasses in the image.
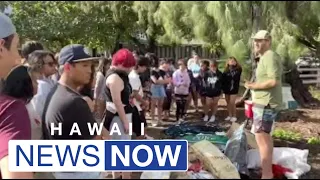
[27,50,57,118]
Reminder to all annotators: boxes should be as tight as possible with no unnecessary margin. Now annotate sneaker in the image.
[209,115,216,122]
[225,116,231,121]
[145,134,154,140]
[230,117,237,122]
[203,115,209,122]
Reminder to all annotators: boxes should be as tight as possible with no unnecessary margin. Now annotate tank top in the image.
[105,68,133,114]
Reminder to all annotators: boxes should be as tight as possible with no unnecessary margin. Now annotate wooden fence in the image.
[298,67,320,87]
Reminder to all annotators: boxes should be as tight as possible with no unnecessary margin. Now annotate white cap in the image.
[0,12,16,39]
[252,30,271,40]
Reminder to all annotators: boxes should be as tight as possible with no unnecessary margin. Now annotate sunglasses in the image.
[44,62,56,67]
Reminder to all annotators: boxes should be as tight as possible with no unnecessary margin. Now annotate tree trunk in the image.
[237,2,261,107]
[284,66,320,109]
[146,37,156,53]
[112,33,121,55]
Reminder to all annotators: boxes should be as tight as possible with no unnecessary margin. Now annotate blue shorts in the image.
[150,84,166,98]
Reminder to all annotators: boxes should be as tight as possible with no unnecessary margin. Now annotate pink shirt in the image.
[0,95,31,175]
[172,69,191,95]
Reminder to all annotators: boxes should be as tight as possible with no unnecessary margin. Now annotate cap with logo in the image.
[252,30,271,40]
[0,12,16,39]
[58,44,97,65]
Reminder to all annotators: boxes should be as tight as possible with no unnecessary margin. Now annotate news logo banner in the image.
[8,140,188,172]
[105,140,188,171]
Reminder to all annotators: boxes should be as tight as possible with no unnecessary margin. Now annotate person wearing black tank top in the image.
[104,49,136,179]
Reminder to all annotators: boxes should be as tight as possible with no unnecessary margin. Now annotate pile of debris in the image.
[141,122,311,179]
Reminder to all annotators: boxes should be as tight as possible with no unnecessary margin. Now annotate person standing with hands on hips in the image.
[245,30,283,179]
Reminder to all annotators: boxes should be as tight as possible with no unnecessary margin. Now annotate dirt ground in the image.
[127,97,320,179]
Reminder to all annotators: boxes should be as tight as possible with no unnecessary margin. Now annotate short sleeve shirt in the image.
[129,71,144,111]
[42,84,97,140]
[252,50,283,109]
[0,95,31,160]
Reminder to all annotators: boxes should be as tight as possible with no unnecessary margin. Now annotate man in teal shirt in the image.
[245,30,283,179]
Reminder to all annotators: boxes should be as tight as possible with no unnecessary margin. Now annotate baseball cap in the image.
[252,30,271,40]
[112,48,136,68]
[0,12,16,39]
[58,44,98,65]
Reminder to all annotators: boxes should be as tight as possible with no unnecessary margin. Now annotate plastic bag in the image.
[224,123,249,175]
[140,171,171,179]
[187,170,216,179]
[246,148,311,179]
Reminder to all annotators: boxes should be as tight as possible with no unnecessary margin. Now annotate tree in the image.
[153,1,320,108]
[9,1,119,52]
[275,1,320,108]
[132,1,163,53]
[0,1,10,13]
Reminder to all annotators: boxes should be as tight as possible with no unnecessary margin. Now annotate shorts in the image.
[206,92,222,98]
[223,90,239,95]
[109,113,132,140]
[132,107,147,137]
[251,103,279,134]
[150,84,166,98]
[52,172,102,179]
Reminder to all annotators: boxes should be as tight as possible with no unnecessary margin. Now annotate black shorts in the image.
[223,89,239,95]
[132,107,147,137]
[206,92,222,98]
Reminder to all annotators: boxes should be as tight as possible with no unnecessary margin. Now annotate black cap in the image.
[58,44,97,65]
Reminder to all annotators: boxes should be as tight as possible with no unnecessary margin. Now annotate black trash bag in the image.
[163,121,225,138]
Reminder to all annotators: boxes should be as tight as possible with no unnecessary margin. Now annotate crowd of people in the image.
[0,11,283,180]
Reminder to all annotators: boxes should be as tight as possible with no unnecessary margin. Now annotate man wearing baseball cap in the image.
[42,44,102,179]
[0,12,33,179]
[245,30,283,179]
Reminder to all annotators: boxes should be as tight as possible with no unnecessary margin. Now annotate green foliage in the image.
[309,86,320,100]
[307,137,320,145]
[272,129,302,141]
[6,1,320,63]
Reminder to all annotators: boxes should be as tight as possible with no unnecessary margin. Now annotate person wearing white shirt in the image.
[27,50,57,118]
[129,55,153,139]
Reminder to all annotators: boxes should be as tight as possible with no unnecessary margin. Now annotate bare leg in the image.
[256,132,274,179]
[211,96,220,116]
[230,95,237,117]
[150,98,157,125]
[157,98,164,125]
[205,97,213,117]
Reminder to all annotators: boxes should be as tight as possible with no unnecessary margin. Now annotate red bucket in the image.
[245,100,254,119]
